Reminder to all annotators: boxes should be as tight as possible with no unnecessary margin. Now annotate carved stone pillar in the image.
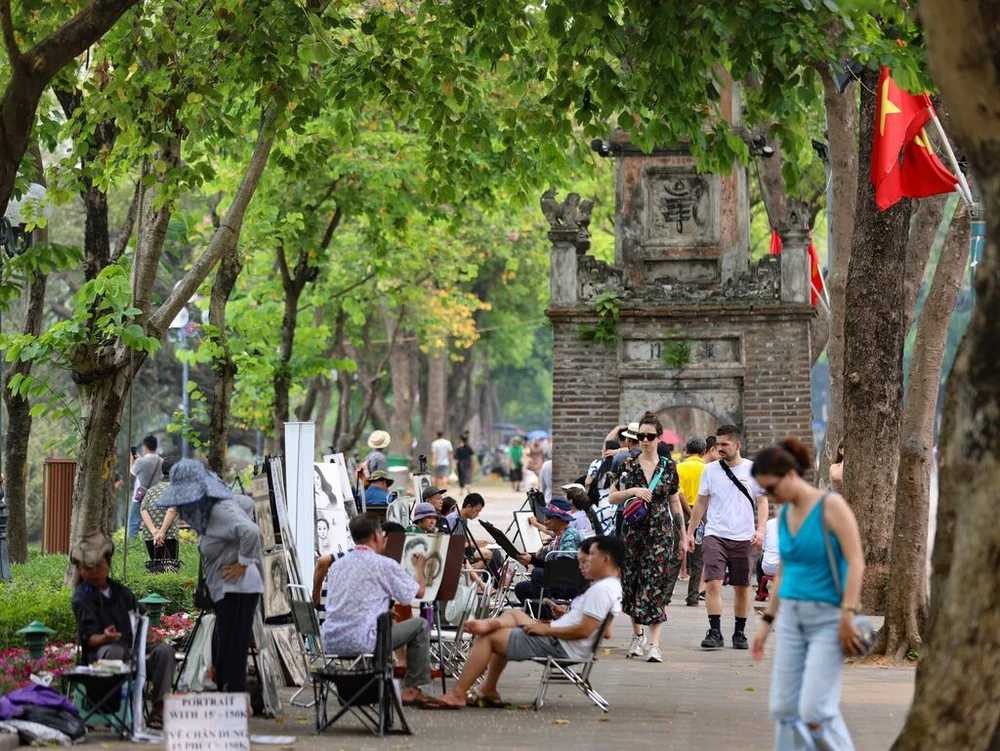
[779,199,812,304]
[540,190,594,307]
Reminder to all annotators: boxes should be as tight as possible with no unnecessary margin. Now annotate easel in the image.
[383,533,465,693]
[504,488,544,551]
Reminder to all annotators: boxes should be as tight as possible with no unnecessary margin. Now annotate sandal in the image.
[147,713,164,730]
[402,690,442,708]
[466,690,509,709]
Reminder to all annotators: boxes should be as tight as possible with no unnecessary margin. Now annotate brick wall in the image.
[547,304,814,486]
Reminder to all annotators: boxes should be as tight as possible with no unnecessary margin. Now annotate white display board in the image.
[164,693,249,751]
[284,421,317,591]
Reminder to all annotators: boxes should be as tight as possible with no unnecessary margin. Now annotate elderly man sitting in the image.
[436,535,623,708]
[70,533,176,729]
[313,513,446,709]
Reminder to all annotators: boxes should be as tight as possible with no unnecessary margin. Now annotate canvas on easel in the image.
[514,510,544,553]
[313,463,352,556]
[252,473,276,551]
[383,533,466,604]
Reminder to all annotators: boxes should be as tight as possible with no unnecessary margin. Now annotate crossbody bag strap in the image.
[816,491,842,595]
[647,460,667,494]
[719,460,756,511]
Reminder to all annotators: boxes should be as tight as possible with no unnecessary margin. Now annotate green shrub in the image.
[0,536,201,647]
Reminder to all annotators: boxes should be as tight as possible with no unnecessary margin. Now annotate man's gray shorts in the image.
[506,629,569,661]
[434,464,450,478]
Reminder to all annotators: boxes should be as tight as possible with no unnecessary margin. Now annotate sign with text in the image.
[164,693,250,751]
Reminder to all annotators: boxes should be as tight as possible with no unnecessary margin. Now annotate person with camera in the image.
[750,438,866,751]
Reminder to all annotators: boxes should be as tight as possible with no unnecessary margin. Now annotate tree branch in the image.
[319,205,343,251]
[111,178,141,262]
[148,105,277,338]
[1,0,20,64]
[328,270,376,300]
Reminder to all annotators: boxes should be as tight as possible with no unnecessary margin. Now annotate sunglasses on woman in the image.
[637,432,659,442]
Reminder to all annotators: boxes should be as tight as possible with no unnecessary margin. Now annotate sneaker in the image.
[685,599,699,607]
[732,632,749,650]
[701,628,725,649]
[626,632,647,658]
[646,644,663,663]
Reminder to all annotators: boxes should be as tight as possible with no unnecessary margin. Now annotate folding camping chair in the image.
[531,612,614,712]
[527,556,585,619]
[313,610,411,736]
[62,619,146,738]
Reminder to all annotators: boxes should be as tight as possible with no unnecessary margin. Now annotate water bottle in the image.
[694,524,705,545]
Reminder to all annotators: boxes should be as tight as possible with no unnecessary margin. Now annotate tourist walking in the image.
[431,431,454,489]
[751,438,866,751]
[455,434,475,494]
[664,436,710,606]
[608,412,685,663]
[686,425,768,650]
[508,436,524,492]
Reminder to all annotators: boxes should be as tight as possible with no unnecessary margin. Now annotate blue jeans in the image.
[127,500,142,538]
[769,600,856,751]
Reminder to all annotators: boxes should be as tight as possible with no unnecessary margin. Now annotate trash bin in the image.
[43,458,76,554]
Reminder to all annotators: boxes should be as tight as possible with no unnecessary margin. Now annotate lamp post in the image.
[0,183,46,581]
[17,620,55,659]
[167,308,192,458]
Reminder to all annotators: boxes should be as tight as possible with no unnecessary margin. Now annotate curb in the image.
[0,732,19,751]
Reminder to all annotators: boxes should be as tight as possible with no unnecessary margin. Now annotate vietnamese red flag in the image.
[899,127,959,199]
[871,67,934,209]
[769,230,824,306]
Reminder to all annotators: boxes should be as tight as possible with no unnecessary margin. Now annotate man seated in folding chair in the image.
[70,533,176,729]
[513,498,584,612]
[436,535,623,709]
[316,513,447,709]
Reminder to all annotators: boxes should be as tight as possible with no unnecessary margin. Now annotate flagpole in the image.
[928,113,974,205]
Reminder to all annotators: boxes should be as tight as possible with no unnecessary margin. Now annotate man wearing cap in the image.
[365,470,395,508]
[407,503,442,534]
[421,486,451,534]
[70,533,176,729]
[513,498,584,610]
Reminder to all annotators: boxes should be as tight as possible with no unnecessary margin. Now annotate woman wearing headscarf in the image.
[159,459,264,693]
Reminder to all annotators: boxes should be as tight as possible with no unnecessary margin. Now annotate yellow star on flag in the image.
[880,77,902,135]
[912,129,932,152]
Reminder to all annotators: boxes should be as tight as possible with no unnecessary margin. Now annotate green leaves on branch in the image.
[580,291,621,348]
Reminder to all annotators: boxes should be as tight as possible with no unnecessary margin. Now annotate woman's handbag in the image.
[145,541,180,574]
[622,463,667,528]
[819,494,875,656]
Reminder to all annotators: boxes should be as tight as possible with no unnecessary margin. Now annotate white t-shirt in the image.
[553,575,622,661]
[762,517,780,575]
[431,438,453,467]
[697,459,764,541]
[570,509,594,537]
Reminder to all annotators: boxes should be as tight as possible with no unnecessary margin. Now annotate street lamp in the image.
[167,307,193,459]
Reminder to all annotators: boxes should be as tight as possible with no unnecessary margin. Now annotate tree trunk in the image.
[890,0,1000,745]
[902,195,949,332]
[0,0,140,216]
[880,204,969,660]
[842,67,913,614]
[817,65,859,483]
[2,145,47,563]
[418,346,449,457]
[206,242,243,476]
[386,310,417,460]
[65,108,275,570]
[313,376,333,455]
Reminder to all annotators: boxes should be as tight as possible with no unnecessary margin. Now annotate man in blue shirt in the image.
[364,470,395,507]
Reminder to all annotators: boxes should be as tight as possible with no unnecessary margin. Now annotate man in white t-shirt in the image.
[430,431,454,489]
[436,536,623,708]
[686,425,767,651]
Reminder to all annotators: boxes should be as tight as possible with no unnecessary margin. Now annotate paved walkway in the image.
[75,479,916,750]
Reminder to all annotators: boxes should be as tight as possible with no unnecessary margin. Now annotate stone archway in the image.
[656,406,721,446]
[543,127,814,485]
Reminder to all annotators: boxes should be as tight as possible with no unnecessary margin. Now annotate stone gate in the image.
[544,129,815,485]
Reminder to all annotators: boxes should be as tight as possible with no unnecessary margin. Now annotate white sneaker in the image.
[646,644,663,663]
[626,632,646,658]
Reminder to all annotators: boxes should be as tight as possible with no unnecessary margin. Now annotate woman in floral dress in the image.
[609,411,686,663]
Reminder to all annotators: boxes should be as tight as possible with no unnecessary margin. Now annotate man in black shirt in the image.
[70,533,175,729]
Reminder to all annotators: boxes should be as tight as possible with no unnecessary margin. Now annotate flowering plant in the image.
[148,611,195,645]
[0,642,78,694]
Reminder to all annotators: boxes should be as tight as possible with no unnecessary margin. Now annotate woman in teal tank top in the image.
[749,439,866,751]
